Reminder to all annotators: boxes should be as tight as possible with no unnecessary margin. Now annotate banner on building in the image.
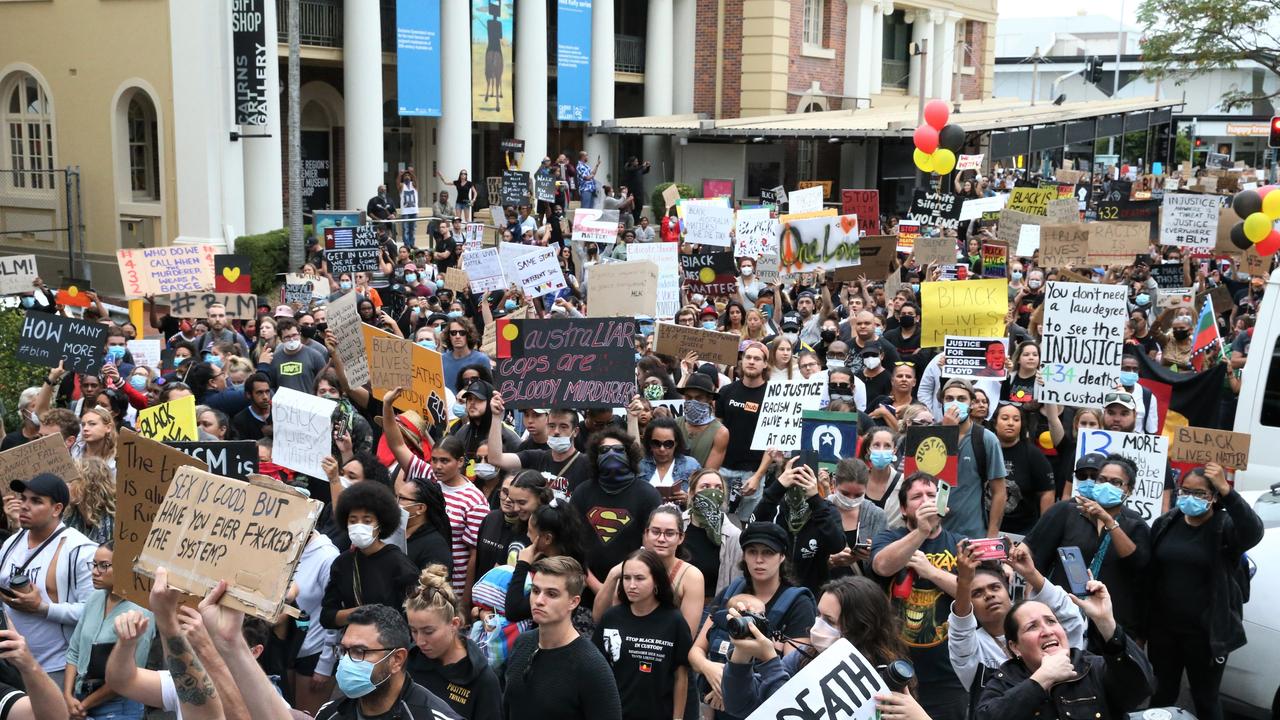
[396,0,442,116]
[231,0,268,126]
[472,0,514,123]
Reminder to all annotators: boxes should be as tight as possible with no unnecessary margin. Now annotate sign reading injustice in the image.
[1039,282,1128,407]
[494,318,637,409]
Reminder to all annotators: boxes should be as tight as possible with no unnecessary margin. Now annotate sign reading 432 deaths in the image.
[1039,281,1128,407]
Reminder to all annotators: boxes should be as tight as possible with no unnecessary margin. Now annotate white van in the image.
[1234,279,1280,491]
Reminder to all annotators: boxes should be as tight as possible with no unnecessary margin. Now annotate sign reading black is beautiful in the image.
[907,190,964,230]
[494,318,637,409]
[17,313,108,374]
[231,0,268,126]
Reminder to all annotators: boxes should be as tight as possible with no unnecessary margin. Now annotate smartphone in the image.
[966,537,1008,562]
[936,482,951,517]
[853,526,872,551]
[797,450,821,477]
[1057,546,1092,596]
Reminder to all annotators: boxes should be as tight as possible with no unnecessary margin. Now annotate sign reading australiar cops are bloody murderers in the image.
[494,318,637,409]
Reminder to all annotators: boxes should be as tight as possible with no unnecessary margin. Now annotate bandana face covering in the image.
[689,489,725,545]
[784,485,811,534]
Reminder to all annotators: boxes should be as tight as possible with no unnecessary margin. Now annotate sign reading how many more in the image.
[1076,429,1168,524]
[1160,193,1220,250]
[117,245,216,298]
[324,225,381,274]
[17,313,107,374]
[750,379,825,451]
[1039,282,1128,407]
[494,318,637,409]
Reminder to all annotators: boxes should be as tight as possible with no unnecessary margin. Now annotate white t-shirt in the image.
[1,530,78,671]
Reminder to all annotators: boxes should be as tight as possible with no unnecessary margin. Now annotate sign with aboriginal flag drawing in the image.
[493,318,637,409]
[680,251,737,296]
[903,425,959,486]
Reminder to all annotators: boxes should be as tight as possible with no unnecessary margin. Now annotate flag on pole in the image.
[1190,295,1220,372]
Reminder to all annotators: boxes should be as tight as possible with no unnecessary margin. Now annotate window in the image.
[803,0,825,47]
[2,73,55,191]
[127,94,159,202]
[1260,336,1280,428]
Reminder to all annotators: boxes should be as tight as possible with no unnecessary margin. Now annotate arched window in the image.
[2,72,55,191]
[126,93,159,201]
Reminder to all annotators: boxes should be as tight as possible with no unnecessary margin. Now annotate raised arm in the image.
[199,581,296,720]
[107,612,166,709]
[176,607,250,720]
[487,394,523,472]
[381,387,418,471]
[150,568,223,720]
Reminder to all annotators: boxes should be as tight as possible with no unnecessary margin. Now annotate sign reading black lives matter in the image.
[231,0,268,126]
[1039,281,1128,407]
[494,318,637,409]
[907,190,964,230]
[324,225,380,274]
[17,313,108,374]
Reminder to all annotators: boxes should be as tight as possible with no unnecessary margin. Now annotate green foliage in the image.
[234,228,291,298]
[650,182,697,217]
[1174,128,1192,164]
[0,309,52,431]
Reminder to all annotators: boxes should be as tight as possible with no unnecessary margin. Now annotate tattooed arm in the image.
[177,607,250,720]
[199,580,295,720]
[150,568,223,720]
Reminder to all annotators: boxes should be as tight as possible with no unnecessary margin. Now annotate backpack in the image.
[703,577,814,666]
[968,423,989,485]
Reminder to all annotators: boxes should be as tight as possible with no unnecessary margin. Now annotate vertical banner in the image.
[472,0,514,123]
[556,0,591,121]
[396,0,442,116]
[230,0,268,126]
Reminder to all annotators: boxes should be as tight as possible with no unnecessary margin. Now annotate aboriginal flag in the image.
[903,425,959,486]
[1137,350,1227,434]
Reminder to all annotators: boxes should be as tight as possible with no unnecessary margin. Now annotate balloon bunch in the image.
[912,100,965,175]
[1230,186,1280,255]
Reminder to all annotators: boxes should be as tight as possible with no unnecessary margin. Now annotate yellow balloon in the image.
[932,149,957,175]
[1263,190,1280,219]
[1244,211,1272,243]
[913,148,934,172]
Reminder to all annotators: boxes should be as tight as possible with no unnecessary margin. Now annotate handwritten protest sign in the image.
[588,261,659,318]
[943,337,1008,379]
[1076,429,1168,524]
[514,246,567,297]
[653,322,742,366]
[137,395,198,442]
[958,194,1007,221]
[627,242,680,318]
[462,248,505,293]
[734,208,779,258]
[135,466,320,621]
[0,255,38,296]
[662,184,681,210]
[167,441,258,480]
[1015,224,1040,258]
[283,273,324,301]
[1160,193,1219,249]
[981,243,1008,278]
[683,201,735,247]
[324,225,380,274]
[996,209,1042,247]
[1047,197,1080,224]
[1241,247,1270,277]
[500,169,531,206]
[779,212,860,274]
[126,339,161,371]
[919,279,1007,347]
[1171,426,1251,470]
[1008,186,1055,215]
[270,388,337,479]
[745,638,888,720]
[397,343,447,425]
[1039,225,1091,267]
[957,153,984,171]
[16,313,107,374]
[913,235,958,266]
[169,292,259,320]
[840,189,881,235]
[443,267,470,293]
[1150,262,1188,290]
[497,241,541,284]
[1087,221,1150,260]
[834,235,896,281]
[362,324,415,395]
[751,379,825,451]
[0,432,80,488]
[907,190,964,230]
[117,245,216,298]
[681,251,737,296]
[326,291,370,387]
[788,185,825,214]
[572,208,620,244]
[1039,282,1127,407]
[494,318,637,409]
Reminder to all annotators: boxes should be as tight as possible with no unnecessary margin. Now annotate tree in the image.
[286,0,304,271]
[1137,0,1280,110]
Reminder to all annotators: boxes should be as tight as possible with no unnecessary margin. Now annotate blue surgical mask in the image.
[19,296,34,309]
[447,310,463,319]
[869,450,896,469]
[227,381,244,393]
[504,299,518,311]
[1118,370,1139,387]
[944,400,970,422]
[129,375,148,391]
[1177,494,1211,517]
[911,283,920,295]
[172,356,186,366]
[1135,293,1150,306]
[451,402,466,418]
[1011,271,1024,282]
[1093,483,1125,508]
[340,281,353,291]
[335,652,391,698]
[204,354,223,368]
[702,321,718,331]
[404,273,418,283]
[436,279,445,289]
[107,346,126,361]
[417,339,437,351]
[1075,480,1096,501]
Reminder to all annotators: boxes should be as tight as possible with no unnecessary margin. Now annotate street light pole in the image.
[1107,0,1125,156]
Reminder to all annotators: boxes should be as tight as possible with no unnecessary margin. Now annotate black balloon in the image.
[938,124,966,153]
[1232,190,1262,218]
[1230,222,1254,251]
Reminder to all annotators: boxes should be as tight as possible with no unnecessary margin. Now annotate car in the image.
[1219,484,1280,719]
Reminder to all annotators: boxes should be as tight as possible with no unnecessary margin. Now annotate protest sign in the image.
[1039,225,1090,267]
[907,190,964,230]
[1076,429,1168,523]
[981,243,1008,278]
[834,235,895,281]
[137,395,198,442]
[169,292,259,320]
[126,339,161,371]
[500,169,532,206]
[779,212,861,274]
[957,153,984,171]
[1171,426,1251,470]
[896,219,921,252]
[840,189,882,235]
[800,411,862,471]
[1008,186,1055,215]
[913,235,958,266]
[461,223,485,252]
[324,225,380,274]
[683,201,735,247]
[513,246,567,297]
[0,432,79,488]
[1216,207,1244,255]
[0,255,38,296]
[444,267,470,292]
[751,379,825,451]
[534,170,556,203]
[1087,221,1150,260]
[497,241,541,285]
[681,251,737,296]
[1160,193,1219,249]
[996,209,1042,247]
[116,244,216,298]
[1015,224,1041,258]
[797,180,831,198]
[283,283,312,306]
[16,313,107,374]
[214,254,252,293]
[326,291,370,387]
[903,425,959,485]
[1039,282,1127,407]
[283,273,325,300]
[958,194,1007,221]
[919,279,1007,347]
[571,208,619,244]
[167,441,259,480]
[399,343,448,426]
[757,252,780,285]
[462,248,505,293]
[1241,247,1270,277]
[734,208,779,258]
[1099,199,1160,235]
[1157,287,1195,310]
[1047,198,1080,224]
[270,387,337,479]
[942,337,1008,379]
[662,184,681,210]
[652,322,742,366]
[115,430,206,606]
[703,179,734,199]
[1056,168,1085,184]
[588,261,659,318]
[627,242,680,318]
[135,466,321,622]
[1150,262,1188,290]
[788,185,825,214]
[745,638,889,720]
[938,265,970,281]
[494,318,637,409]
[362,324,415,395]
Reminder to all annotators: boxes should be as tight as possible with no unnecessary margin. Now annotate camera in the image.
[9,571,29,589]
[879,660,915,692]
[727,611,770,640]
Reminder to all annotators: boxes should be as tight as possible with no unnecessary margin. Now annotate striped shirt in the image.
[409,457,488,595]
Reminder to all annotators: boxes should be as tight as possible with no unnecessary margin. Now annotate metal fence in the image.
[0,166,85,279]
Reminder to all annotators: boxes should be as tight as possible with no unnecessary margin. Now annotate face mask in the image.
[283,339,302,353]
[784,333,799,346]
[1177,494,1211,517]
[1135,293,1150,307]
[504,299,518,311]
[19,297,34,309]
[1011,271,1024,282]
[808,616,842,652]
[417,339,437,350]
[474,463,498,480]
[1027,280,1043,290]
[1093,483,1125,508]
[25,410,41,428]
[944,400,970,422]
[702,321,718,331]
[873,327,884,339]
[227,381,244,394]
[899,315,917,329]
[348,523,378,550]
[911,283,920,295]
[740,265,754,277]
[596,446,634,492]
[869,450,896,469]
[820,329,837,343]
[1118,370,1139,387]
[683,399,713,426]
[828,492,863,511]
[451,402,466,418]
[173,356,187,366]
[205,355,223,368]
[1172,329,1190,341]
[547,435,574,453]
[643,384,664,400]
[689,489,725,545]
[405,273,418,283]
[335,652,392,698]
[435,279,445,289]
[863,357,881,371]
[1075,480,1096,501]
[107,346,126,362]
[448,310,463,319]
[340,281,353,291]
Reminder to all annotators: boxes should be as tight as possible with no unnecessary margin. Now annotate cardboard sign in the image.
[1039,282,1128,407]
[683,201,735,247]
[571,208,619,244]
[800,411,862,471]
[0,255,39,296]
[137,395,198,442]
[652,322,742,366]
[840,189,881,235]
[213,254,252,293]
[16,313,107,374]
[494,318,637,409]
[957,154,984,171]
[326,291,370,388]
[362,324,415,397]
[1056,168,1086,184]
[166,441,259,480]
[907,190,964,230]
[681,251,737,296]
[919,279,1008,347]
[116,244,216,298]
[270,387,337,479]
[115,430,206,607]
[126,339,161,370]
[834,235,896,281]
[662,184,682,210]
[134,466,321,622]
[0,432,80,488]
[1047,198,1080,224]
[745,639,888,720]
[500,169,532,207]
[1171,426,1250,470]
[170,292,259,321]
[513,246,567,297]
[1008,187,1055,215]
[958,194,1007,221]
[588,261,659,318]
[903,425,959,485]
[734,208,779,258]
[750,379,825,451]
[284,273,325,299]
[913,235,958,266]
[942,337,1008,379]
[1161,193,1220,249]
[324,225,380,274]
[996,209,1042,247]
[1075,429,1168,524]
[462,248,506,293]
[1088,221,1150,260]
[779,212,861,273]
[797,180,832,199]
[1241,248,1271,277]
[1156,287,1195,310]
[627,242,680,318]
[788,185,825,214]
[444,267,471,293]
[1039,225,1091,267]
[981,243,1008,278]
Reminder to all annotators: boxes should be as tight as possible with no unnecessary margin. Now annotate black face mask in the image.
[820,329,837,343]
[300,325,317,340]
[899,315,917,329]
[829,384,853,395]
[1172,329,1190,341]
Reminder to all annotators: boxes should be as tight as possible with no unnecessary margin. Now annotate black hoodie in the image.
[406,638,503,720]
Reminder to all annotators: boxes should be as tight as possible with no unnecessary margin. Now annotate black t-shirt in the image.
[570,480,661,582]
[592,604,693,720]
[1151,519,1214,628]
[434,234,460,272]
[682,524,720,599]
[475,509,520,575]
[516,449,591,496]
[858,368,892,401]
[0,431,31,452]
[996,441,1054,534]
[715,380,768,471]
[406,523,453,573]
[882,327,921,356]
[1001,373,1036,405]
[517,436,549,453]
[0,679,24,720]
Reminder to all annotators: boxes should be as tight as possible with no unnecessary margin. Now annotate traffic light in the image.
[1270,116,1280,148]
[1195,138,1204,148]
[1085,56,1103,84]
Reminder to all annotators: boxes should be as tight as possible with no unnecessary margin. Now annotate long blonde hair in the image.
[73,457,116,531]
[742,309,768,341]
[80,407,116,460]
[404,564,461,622]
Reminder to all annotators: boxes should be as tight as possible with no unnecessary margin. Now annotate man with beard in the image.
[871,472,966,720]
[715,342,772,521]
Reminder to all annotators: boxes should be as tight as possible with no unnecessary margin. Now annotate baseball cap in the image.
[10,473,70,507]
[700,306,719,318]
[739,522,788,553]
[781,311,802,331]
[458,380,495,402]
[1075,452,1108,473]
[859,341,883,357]
[404,263,419,272]
[273,305,294,318]
[1103,391,1137,411]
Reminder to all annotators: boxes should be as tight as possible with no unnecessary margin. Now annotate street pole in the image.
[916,38,929,187]
[1107,0,1125,156]
[1030,47,1041,106]
[287,0,303,270]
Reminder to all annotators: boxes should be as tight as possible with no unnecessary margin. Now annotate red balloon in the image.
[1257,231,1280,256]
[1260,185,1279,200]
[924,100,950,131]
[913,125,940,154]
[1121,164,1130,175]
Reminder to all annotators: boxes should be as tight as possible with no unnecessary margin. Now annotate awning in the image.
[596,96,1183,141]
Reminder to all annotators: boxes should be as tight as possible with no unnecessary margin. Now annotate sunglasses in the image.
[1102,392,1134,406]
[448,330,468,336]
[649,439,676,450]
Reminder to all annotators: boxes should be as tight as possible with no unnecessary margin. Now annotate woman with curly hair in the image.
[65,457,116,545]
[319,481,419,629]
